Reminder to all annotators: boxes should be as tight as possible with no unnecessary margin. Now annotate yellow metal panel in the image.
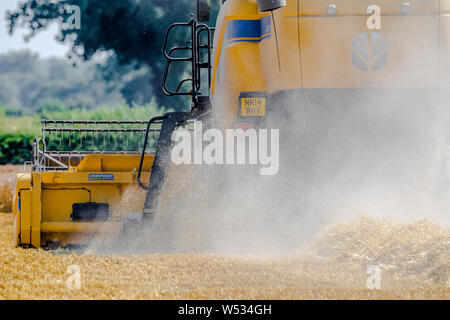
[16,173,31,188]
[41,222,120,233]
[99,154,154,172]
[298,0,438,15]
[14,153,151,247]
[299,15,439,88]
[76,154,154,172]
[225,0,259,15]
[211,1,266,96]
[20,190,31,245]
[211,1,268,127]
[31,173,42,248]
[441,0,450,11]
[260,5,303,93]
[212,0,443,122]
[217,44,267,125]
[41,185,121,222]
[14,173,31,246]
[41,171,136,184]
[77,155,102,171]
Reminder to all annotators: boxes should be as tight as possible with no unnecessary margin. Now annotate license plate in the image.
[240,97,266,117]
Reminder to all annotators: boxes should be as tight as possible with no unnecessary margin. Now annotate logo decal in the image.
[351,32,387,71]
[88,174,114,181]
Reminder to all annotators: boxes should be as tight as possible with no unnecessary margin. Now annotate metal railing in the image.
[33,120,164,172]
[162,17,215,106]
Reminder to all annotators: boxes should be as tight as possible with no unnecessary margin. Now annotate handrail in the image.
[161,17,214,107]
[35,119,161,172]
[137,116,167,190]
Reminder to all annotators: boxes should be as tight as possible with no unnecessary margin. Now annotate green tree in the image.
[0,50,124,111]
[7,0,219,111]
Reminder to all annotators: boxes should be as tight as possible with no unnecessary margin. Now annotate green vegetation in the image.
[7,0,219,110]
[0,51,172,164]
[0,103,169,164]
[0,51,124,112]
[0,134,34,165]
[0,0,219,164]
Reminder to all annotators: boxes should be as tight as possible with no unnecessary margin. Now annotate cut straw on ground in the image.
[0,212,448,300]
[0,165,448,299]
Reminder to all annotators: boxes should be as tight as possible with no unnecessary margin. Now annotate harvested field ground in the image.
[0,212,448,300]
[0,166,448,299]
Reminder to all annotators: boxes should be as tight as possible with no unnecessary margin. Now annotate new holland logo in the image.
[351,32,387,71]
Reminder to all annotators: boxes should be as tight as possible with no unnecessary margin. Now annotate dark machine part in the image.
[137,109,209,222]
[256,0,287,12]
[161,5,214,109]
[135,6,214,223]
[71,202,110,221]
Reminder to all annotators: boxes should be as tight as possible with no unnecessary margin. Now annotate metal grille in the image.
[33,120,163,172]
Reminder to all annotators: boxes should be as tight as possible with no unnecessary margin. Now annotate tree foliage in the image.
[0,102,169,164]
[0,134,34,165]
[7,0,219,110]
[0,51,123,111]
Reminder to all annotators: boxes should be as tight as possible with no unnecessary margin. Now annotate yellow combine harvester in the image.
[14,121,157,248]
[13,0,450,248]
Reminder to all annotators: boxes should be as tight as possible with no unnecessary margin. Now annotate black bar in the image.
[0,300,446,318]
[141,112,191,219]
[137,115,170,190]
[43,129,160,133]
[42,120,152,125]
[45,151,154,155]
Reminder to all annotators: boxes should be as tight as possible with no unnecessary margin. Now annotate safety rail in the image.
[162,16,215,108]
[33,120,164,172]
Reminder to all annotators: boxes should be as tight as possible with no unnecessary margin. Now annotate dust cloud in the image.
[85,88,450,256]
[90,9,450,256]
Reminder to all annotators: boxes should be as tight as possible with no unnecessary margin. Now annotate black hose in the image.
[137,116,168,190]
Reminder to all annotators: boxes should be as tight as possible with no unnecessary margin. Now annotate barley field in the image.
[0,166,448,300]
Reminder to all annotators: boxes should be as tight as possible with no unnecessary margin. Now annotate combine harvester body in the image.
[14,121,157,248]
[13,0,450,248]
[213,0,450,127]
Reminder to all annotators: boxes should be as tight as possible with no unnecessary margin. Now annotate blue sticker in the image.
[88,173,114,181]
[226,16,272,44]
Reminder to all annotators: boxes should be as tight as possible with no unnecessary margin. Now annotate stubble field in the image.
[0,166,448,299]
